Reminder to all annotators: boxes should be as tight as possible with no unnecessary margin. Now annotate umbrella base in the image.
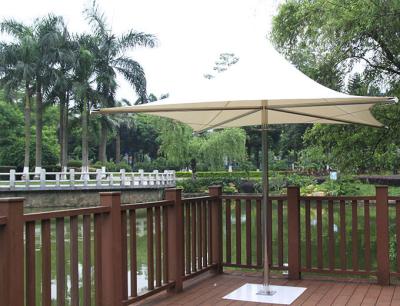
[223,283,306,305]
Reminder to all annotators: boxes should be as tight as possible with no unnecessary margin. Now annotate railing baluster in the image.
[305,199,311,269]
[162,206,168,284]
[316,199,323,269]
[246,199,252,265]
[26,221,36,306]
[364,200,371,272]
[41,219,51,306]
[352,200,358,271]
[83,215,92,306]
[155,207,162,286]
[397,200,400,273]
[70,216,79,306]
[267,198,272,266]
[203,200,207,268]
[56,218,65,306]
[226,199,232,264]
[208,199,212,266]
[121,211,128,299]
[94,213,103,306]
[235,199,241,265]
[129,210,137,297]
[256,199,262,267]
[185,203,191,275]
[340,200,346,270]
[191,201,197,272]
[328,200,334,270]
[277,199,283,267]
[147,207,154,290]
[198,201,202,269]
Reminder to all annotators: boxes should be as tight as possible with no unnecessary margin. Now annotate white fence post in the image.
[153,170,159,186]
[96,169,102,187]
[40,169,46,188]
[83,170,88,187]
[9,170,15,190]
[70,169,75,187]
[109,173,114,186]
[139,169,144,186]
[120,169,126,186]
[56,173,60,187]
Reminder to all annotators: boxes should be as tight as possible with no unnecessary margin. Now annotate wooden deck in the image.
[137,271,400,305]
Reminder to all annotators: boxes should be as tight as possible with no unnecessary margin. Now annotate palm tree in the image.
[84,2,157,163]
[71,34,98,173]
[45,22,77,171]
[32,15,66,174]
[0,20,36,173]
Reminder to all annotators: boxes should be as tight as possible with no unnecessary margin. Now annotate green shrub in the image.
[67,160,82,168]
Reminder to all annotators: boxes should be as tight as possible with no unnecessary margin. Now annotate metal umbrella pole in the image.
[257,102,276,295]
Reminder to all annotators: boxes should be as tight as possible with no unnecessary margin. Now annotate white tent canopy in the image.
[96,40,396,130]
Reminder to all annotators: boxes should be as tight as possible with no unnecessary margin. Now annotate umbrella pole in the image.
[257,105,276,296]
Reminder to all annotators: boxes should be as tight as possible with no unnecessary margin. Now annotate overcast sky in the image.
[1,0,283,101]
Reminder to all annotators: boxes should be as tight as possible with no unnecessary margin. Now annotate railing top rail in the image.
[388,196,400,201]
[121,200,174,211]
[182,196,217,203]
[300,195,376,201]
[0,216,7,225]
[23,206,111,222]
[221,194,286,200]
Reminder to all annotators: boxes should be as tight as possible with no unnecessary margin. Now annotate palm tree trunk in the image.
[23,83,31,174]
[99,121,107,163]
[35,83,43,175]
[82,97,89,173]
[59,93,69,172]
[115,128,121,163]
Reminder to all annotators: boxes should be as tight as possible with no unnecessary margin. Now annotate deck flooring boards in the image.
[135,271,400,306]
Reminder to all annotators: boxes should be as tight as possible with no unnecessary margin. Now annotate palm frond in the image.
[117,30,157,52]
[0,19,31,40]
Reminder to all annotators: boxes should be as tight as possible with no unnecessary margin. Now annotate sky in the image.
[0,0,283,101]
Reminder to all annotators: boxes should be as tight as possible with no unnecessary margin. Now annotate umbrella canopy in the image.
[95,39,397,296]
[96,40,396,129]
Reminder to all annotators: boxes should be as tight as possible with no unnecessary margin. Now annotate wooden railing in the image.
[0,169,176,190]
[0,185,399,305]
[0,187,222,306]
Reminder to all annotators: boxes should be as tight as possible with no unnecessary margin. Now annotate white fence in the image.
[0,169,176,190]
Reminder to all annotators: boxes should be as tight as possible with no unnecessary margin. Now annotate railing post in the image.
[0,197,24,306]
[70,169,75,187]
[96,169,102,187]
[165,188,183,292]
[287,185,301,280]
[120,169,126,186]
[376,185,390,285]
[209,186,223,273]
[40,169,46,188]
[9,169,15,190]
[99,192,123,305]
[139,169,144,186]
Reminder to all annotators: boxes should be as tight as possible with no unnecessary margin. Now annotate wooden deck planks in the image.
[134,272,400,306]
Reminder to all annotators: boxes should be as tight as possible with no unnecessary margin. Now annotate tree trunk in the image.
[59,96,64,166]
[81,98,89,173]
[23,84,31,173]
[35,83,43,173]
[98,121,107,163]
[59,93,69,171]
[115,128,121,163]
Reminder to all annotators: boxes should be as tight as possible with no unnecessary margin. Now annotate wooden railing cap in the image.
[99,191,121,196]
[0,197,25,203]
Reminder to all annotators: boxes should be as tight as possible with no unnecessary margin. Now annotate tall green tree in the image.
[0,20,36,172]
[272,0,400,173]
[84,1,157,163]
